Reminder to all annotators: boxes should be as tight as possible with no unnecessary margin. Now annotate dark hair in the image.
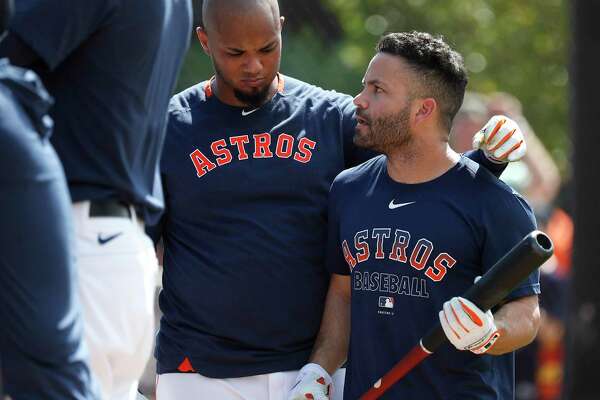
[376,31,468,130]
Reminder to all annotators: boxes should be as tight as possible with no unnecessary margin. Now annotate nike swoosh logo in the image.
[97,232,123,245]
[241,108,259,116]
[388,200,416,210]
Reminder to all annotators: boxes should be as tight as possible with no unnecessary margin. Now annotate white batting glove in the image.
[287,363,332,400]
[439,297,501,354]
[472,115,527,163]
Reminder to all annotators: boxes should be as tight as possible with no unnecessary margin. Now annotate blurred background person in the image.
[514,201,572,400]
[450,89,569,400]
[484,93,568,400]
[450,91,490,153]
[0,0,193,399]
[0,0,95,398]
[486,92,561,211]
[451,91,561,211]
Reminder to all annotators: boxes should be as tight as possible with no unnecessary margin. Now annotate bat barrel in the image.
[421,230,553,352]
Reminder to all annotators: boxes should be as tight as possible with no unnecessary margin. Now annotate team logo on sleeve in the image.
[189,132,317,178]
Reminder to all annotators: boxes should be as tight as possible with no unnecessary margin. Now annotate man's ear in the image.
[413,97,437,127]
[196,27,211,56]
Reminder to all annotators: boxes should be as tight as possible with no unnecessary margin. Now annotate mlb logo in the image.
[378,296,394,309]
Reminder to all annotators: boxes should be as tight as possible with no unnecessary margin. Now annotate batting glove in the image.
[439,297,501,354]
[288,363,332,400]
[472,115,526,163]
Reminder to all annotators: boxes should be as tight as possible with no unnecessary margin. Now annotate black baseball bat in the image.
[360,230,554,400]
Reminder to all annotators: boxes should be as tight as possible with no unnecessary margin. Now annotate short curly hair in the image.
[376,31,468,131]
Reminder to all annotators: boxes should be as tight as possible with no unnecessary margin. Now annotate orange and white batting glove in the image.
[288,363,332,400]
[439,297,501,354]
[472,115,526,163]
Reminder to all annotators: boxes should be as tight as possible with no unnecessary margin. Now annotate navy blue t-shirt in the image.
[153,75,505,378]
[327,155,540,400]
[154,75,363,378]
[7,0,192,220]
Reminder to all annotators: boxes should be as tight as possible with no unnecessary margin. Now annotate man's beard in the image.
[354,107,412,154]
[233,85,272,109]
[213,61,275,108]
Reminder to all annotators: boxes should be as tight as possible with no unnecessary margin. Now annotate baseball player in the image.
[0,1,192,399]
[0,1,95,398]
[295,32,540,399]
[151,1,529,399]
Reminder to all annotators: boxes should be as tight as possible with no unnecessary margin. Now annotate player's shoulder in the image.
[457,156,534,220]
[168,81,209,116]
[457,156,518,195]
[332,155,384,189]
[281,74,353,108]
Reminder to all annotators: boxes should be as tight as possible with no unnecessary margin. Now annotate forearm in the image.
[309,274,351,375]
[488,295,540,355]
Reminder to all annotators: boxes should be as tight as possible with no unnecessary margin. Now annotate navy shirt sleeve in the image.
[326,176,350,275]
[465,149,507,178]
[481,188,540,300]
[326,175,351,276]
[10,0,117,70]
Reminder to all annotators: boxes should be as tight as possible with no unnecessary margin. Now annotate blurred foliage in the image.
[177,0,569,172]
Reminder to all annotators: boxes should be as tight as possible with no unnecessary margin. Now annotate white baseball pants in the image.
[72,201,159,400]
[156,368,346,400]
